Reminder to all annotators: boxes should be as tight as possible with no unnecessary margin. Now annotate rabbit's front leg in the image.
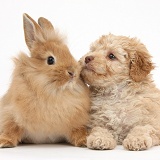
[69,127,88,147]
[0,120,23,148]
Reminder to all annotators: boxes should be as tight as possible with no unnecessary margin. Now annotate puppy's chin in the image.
[81,68,108,87]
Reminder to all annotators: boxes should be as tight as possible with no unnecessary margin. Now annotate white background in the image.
[0,0,160,160]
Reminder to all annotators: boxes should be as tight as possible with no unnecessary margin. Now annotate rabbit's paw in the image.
[74,136,86,147]
[70,127,88,147]
[0,137,15,148]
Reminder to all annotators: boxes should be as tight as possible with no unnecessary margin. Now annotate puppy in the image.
[79,34,160,151]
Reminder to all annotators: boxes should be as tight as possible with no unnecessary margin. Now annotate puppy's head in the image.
[79,34,154,87]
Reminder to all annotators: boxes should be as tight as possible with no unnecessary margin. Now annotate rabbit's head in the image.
[22,13,80,88]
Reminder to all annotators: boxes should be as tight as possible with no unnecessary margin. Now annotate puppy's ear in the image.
[129,40,154,82]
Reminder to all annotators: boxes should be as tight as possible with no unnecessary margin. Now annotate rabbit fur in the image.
[0,13,90,148]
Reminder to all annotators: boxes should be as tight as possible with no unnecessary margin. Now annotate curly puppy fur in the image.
[79,34,160,151]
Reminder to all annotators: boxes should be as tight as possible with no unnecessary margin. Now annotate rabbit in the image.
[0,13,90,148]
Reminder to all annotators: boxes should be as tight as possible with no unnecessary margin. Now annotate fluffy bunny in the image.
[0,13,90,148]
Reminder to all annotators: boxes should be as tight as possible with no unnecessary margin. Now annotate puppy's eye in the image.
[47,56,55,65]
[108,53,116,60]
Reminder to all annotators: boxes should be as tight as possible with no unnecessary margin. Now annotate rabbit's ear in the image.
[38,17,55,41]
[38,17,54,31]
[23,13,45,51]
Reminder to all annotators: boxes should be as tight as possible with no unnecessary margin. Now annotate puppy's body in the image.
[89,78,160,144]
[80,34,160,150]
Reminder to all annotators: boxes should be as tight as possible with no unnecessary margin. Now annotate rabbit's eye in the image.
[47,56,55,65]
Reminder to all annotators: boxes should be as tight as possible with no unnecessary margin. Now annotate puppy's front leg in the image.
[0,119,23,148]
[123,125,159,151]
[87,126,116,150]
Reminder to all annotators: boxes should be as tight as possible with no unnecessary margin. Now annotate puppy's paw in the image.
[87,134,116,150]
[123,135,152,151]
[0,138,15,148]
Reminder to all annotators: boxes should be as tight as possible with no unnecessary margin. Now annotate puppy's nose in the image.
[85,56,94,64]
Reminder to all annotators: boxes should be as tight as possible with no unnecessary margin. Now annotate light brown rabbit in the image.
[0,13,90,148]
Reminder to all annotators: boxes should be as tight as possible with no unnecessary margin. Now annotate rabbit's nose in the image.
[85,56,94,64]
[67,66,75,78]
[68,71,74,77]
